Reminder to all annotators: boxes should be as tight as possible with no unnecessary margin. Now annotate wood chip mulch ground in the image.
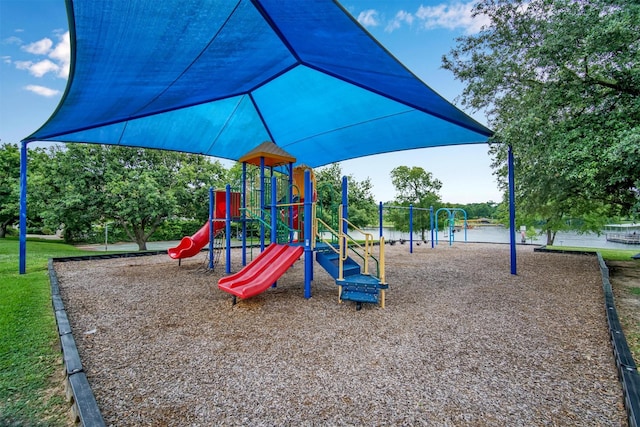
[54,243,627,426]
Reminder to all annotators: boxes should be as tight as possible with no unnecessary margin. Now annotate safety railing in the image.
[241,202,304,244]
[313,204,385,283]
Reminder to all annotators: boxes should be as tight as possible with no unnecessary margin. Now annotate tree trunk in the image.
[0,218,11,238]
[546,229,556,246]
[136,238,148,251]
[135,228,148,251]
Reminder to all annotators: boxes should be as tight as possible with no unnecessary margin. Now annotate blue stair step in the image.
[315,250,360,279]
[338,274,386,304]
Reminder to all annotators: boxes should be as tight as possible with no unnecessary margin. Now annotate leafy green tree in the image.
[30,144,105,242]
[388,166,442,240]
[171,155,229,221]
[315,163,377,229]
[442,0,640,243]
[33,144,228,250]
[0,144,20,237]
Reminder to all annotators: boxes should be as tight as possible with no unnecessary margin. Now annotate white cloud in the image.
[13,31,70,79]
[24,84,61,97]
[2,36,23,45]
[49,32,70,78]
[2,56,11,64]
[14,60,33,70]
[385,10,414,33]
[26,59,60,77]
[22,37,53,55]
[357,9,380,27]
[416,1,490,35]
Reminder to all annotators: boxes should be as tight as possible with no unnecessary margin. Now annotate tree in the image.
[0,144,20,237]
[442,0,640,243]
[315,163,377,229]
[34,144,228,250]
[388,166,442,240]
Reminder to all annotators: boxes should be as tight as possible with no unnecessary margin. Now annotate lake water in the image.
[351,226,640,250]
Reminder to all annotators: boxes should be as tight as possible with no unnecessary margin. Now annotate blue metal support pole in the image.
[379,202,383,238]
[430,206,434,249]
[508,145,517,275]
[260,157,265,252]
[271,176,278,288]
[409,204,413,254]
[19,141,28,274]
[288,163,294,242]
[304,170,312,299]
[271,176,277,244]
[241,162,247,266]
[208,187,214,270]
[225,185,232,274]
[449,211,453,246]
[341,176,348,235]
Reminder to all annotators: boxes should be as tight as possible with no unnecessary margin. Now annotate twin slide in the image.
[218,243,303,299]
[167,221,224,260]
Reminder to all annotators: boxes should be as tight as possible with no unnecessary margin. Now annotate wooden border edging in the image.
[535,247,640,427]
[48,251,166,426]
[597,253,640,427]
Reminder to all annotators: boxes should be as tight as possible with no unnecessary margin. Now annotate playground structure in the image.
[168,190,241,264]
[378,203,468,253]
[168,142,388,309]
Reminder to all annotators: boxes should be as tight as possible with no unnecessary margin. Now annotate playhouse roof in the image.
[23,0,493,168]
[239,141,297,168]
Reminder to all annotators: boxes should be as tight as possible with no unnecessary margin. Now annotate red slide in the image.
[218,243,304,299]
[168,221,224,259]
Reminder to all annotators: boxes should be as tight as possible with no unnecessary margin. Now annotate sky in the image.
[0,0,501,204]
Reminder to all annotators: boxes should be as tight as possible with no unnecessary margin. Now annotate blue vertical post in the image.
[379,202,383,238]
[341,176,348,235]
[271,176,277,244]
[304,170,312,299]
[19,141,28,274]
[208,187,214,270]
[260,157,265,252]
[464,211,468,242]
[508,145,517,275]
[430,206,434,249]
[225,185,232,274]
[270,176,278,288]
[449,211,453,246]
[241,162,247,266]
[409,204,413,254]
[288,163,294,242]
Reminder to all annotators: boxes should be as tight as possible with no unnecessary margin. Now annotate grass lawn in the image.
[0,238,94,426]
[546,245,640,261]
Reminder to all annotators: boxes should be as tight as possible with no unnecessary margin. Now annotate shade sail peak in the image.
[24,0,492,167]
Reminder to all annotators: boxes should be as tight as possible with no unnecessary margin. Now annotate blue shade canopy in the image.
[24,0,493,168]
